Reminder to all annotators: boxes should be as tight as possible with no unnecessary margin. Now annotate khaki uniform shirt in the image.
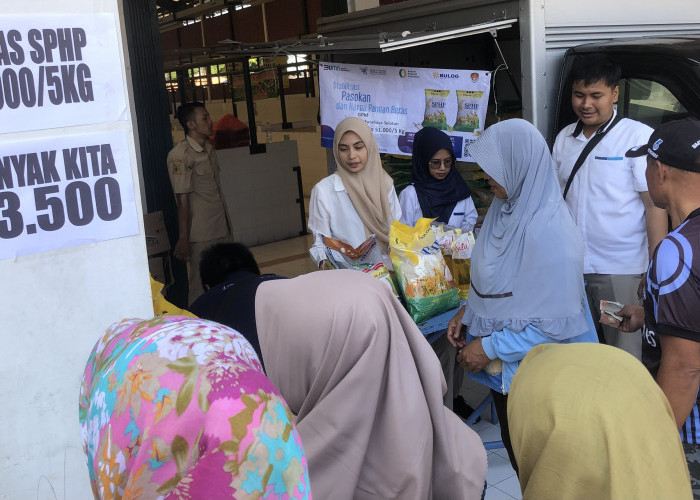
[167,136,230,243]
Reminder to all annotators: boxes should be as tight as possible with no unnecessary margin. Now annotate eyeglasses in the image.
[428,157,455,170]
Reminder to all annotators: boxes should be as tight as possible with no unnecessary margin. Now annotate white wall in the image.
[218,141,306,247]
[0,1,152,499]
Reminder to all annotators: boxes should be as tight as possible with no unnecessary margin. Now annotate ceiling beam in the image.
[156,0,182,13]
[159,0,233,32]
[157,0,279,34]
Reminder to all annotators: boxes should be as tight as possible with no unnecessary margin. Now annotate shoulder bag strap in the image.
[563,114,623,200]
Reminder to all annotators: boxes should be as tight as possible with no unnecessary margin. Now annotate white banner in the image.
[0,14,127,134]
[320,63,491,160]
[0,129,139,259]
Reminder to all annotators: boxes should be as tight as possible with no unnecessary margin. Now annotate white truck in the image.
[316,0,700,140]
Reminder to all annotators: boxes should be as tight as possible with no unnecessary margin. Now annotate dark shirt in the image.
[189,271,285,367]
[642,207,700,443]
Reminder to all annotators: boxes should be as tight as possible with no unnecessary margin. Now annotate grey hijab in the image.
[464,119,589,340]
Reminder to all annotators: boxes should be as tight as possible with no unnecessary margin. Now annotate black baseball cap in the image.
[626,117,700,172]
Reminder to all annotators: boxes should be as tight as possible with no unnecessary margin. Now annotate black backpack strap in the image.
[563,114,623,200]
[212,273,260,323]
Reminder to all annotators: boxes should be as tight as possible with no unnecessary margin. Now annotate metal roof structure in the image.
[156,0,263,32]
[217,18,515,57]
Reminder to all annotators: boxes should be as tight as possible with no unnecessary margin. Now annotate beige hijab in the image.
[509,343,692,500]
[255,270,487,499]
[334,117,395,252]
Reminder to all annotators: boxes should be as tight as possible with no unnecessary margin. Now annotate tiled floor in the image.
[459,379,521,499]
[250,233,318,277]
[249,234,521,500]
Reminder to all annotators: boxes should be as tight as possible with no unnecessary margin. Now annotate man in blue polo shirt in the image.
[619,118,700,497]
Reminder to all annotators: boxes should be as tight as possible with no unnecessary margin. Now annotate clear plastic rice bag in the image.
[430,222,462,282]
[390,218,459,323]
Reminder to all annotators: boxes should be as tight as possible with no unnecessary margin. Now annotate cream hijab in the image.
[334,117,395,252]
[255,270,487,500]
[509,343,691,500]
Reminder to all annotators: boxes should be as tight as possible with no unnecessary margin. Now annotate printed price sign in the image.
[0,14,127,134]
[0,130,139,259]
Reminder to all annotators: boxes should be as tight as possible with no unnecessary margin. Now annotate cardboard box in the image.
[144,211,171,256]
[148,255,167,284]
[148,254,174,287]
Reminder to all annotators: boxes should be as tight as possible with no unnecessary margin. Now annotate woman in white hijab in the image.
[256,270,487,500]
[447,119,597,474]
[307,117,401,268]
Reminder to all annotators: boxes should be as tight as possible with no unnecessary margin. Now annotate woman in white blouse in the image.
[308,117,401,268]
[399,125,477,415]
[399,126,477,233]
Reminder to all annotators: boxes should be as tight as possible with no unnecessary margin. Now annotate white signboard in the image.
[0,14,128,134]
[0,130,139,259]
[320,62,491,160]
[0,13,138,260]
[1,4,149,500]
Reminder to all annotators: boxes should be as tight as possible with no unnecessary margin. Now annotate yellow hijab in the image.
[508,343,691,500]
[333,117,395,253]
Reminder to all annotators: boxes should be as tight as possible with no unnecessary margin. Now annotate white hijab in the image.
[465,119,588,340]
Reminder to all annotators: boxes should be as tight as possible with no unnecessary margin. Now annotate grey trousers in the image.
[584,273,644,360]
[431,334,465,410]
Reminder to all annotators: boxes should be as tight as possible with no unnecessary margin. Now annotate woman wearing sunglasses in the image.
[399,126,478,416]
[399,126,477,234]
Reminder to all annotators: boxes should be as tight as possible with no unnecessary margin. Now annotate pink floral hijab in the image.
[79,316,310,499]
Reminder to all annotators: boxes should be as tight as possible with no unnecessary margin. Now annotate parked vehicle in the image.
[553,35,700,142]
[316,0,700,142]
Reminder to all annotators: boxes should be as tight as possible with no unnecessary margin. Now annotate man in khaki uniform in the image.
[167,102,230,305]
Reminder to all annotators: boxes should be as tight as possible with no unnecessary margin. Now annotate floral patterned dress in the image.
[79,316,311,499]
